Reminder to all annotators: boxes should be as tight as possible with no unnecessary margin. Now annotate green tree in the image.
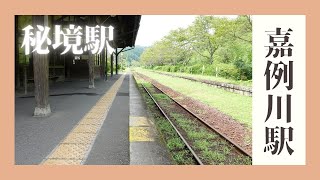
[138,15,252,80]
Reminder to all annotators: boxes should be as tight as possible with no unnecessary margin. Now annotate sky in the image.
[135,15,196,47]
[135,15,238,47]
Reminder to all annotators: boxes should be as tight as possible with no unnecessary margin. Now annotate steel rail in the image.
[141,83,204,165]
[134,72,252,158]
[150,83,252,158]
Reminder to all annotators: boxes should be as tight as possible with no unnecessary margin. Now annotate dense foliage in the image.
[122,45,146,66]
[138,15,252,81]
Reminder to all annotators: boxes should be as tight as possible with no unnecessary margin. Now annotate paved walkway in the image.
[129,74,172,165]
[15,75,122,165]
[15,72,172,165]
[84,74,130,165]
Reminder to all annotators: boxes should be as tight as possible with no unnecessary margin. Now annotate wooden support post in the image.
[88,16,95,88]
[53,52,56,77]
[88,51,95,88]
[111,53,113,77]
[23,65,27,95]
[15,16,21,89]
[105,47,108,80]
[32,15,51,117]
[115,48,118,75]
[67,58,71,78]
[101,48,106,80]
[63,54,66,81]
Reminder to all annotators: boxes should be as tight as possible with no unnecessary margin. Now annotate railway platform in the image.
[129,74,172,165]
[15,72,172,165]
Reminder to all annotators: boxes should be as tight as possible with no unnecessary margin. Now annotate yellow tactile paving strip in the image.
[130,116,150,127]
[41,74,125,165]
[129,116,154,142]
[129,127,154,142]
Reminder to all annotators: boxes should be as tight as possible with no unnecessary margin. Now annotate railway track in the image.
[142,83,204,165]
[134,73,252,165]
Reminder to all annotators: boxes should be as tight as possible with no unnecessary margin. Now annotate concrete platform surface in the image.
[15,75,121,165]
[129,73,172,165]
[85,74,130,165]
[15,72,172,165]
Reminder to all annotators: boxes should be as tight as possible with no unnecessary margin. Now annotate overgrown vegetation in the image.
[122,46,146,66]
[170,113,251,165]
[134,75,197,165]
[137,70,252,128]
[134,73,251,165]
[137,15,252,81]
[152,87,251,165]
[149,69,252,87]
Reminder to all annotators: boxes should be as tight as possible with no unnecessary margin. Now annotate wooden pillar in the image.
[111,53,113,77]
[63,54,66,81]
[115,48,118,75]
[88,16,95,88]
[15,16,21,89]
[23,65,27,95]
[32,15,51,116]
[105,47,108,80]
[101,48,106,80]
[88,51,95,88]
[67,55,71,78]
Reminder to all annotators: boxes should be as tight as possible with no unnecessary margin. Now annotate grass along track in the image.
[133,74,198,165]
[151,70,252,96]
[136,69,252,128]
[134,73,251,165]
[136,68,252,87]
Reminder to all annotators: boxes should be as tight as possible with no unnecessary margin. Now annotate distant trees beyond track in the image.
[138,15,252,81]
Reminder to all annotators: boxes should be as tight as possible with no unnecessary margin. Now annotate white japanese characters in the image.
[21,24,114,55]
